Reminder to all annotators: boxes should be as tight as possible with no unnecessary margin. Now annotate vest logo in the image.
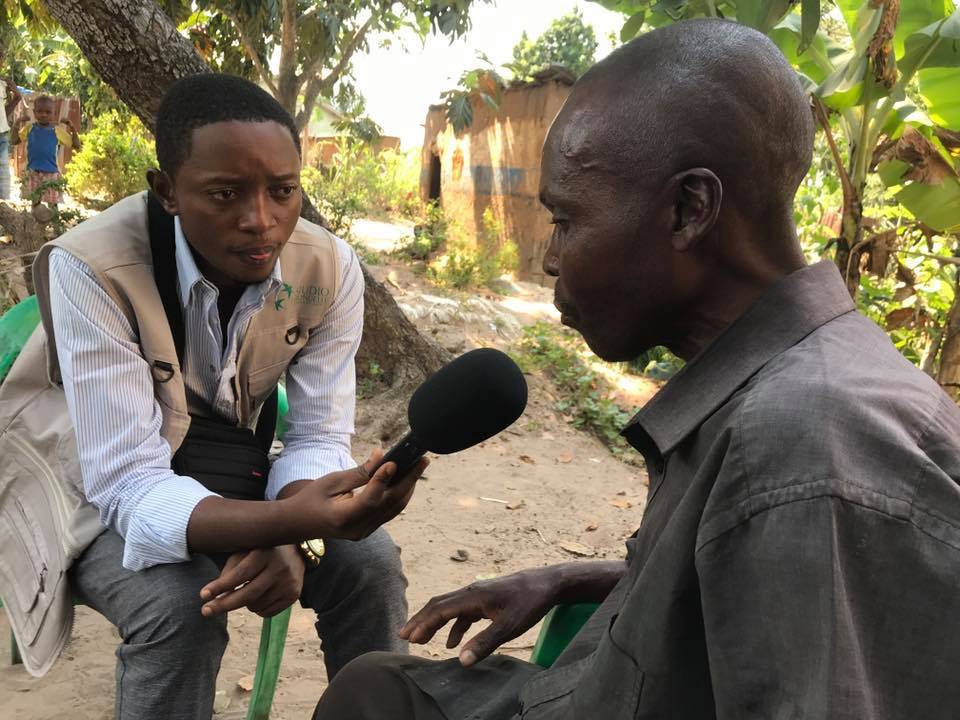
[274,282,330,310]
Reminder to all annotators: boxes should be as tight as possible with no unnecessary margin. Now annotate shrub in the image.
[402,201,448,260]
[513,321,635,461]
[426,207,518,289]
[301,139,421,239]
[63,111,156,209]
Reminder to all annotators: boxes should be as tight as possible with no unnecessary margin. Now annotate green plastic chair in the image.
[0,297,293,719]
[0,295,40,384]
[530,602,599,668]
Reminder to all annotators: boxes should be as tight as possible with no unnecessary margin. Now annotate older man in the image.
[313,18,960,720]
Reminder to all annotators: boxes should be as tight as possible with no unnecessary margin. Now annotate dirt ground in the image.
[0,225,657,719]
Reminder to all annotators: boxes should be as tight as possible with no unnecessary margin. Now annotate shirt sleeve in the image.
[266,237,364,499]
[48,248,217,571]
[55,125,72,146]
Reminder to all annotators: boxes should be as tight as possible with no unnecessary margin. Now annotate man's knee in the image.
[123,558,228,651]
[314,652,423,720]
[314,529,407,600]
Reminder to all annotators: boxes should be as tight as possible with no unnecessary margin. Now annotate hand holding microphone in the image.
[289,348,529,541]
[374,347,529,482]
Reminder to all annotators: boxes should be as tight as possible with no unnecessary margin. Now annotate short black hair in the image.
[34,95,54,107]
[155,73,301,177]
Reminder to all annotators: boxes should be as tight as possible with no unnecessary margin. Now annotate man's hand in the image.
[400,569,560,667]
[199,545,305,618]
[186,449,428,553]
[288,449,428,541]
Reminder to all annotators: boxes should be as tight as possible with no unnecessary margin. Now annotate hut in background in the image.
[420,67,574,285]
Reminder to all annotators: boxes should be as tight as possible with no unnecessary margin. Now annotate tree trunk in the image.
[937,266,960,402]
[834,182,865,298]
[41,0,447,397]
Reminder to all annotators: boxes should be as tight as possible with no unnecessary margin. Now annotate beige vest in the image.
[0,192,340,676]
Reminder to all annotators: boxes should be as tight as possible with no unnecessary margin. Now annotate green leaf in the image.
[587,0,648,12]
[799,0,821,53]
[893,0,954,57]
[880,100,935,139]
[877,159,911,186]
[918,66,960,130]
[770,13,840,85]
[900,8,960,76]
[816,52,868,109]
[621,10,646,41]
[735,0,794,32]
[895,178,960,232]
[446,93,473,134]
[835,0,884,54]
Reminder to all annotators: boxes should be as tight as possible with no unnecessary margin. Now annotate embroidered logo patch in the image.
[274,282,294,310]
[274,283,330,310]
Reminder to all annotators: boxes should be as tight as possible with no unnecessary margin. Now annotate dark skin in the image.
[148,120,428,618]
[400,75,807,667]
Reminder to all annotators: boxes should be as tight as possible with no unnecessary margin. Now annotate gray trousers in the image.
[70,528,409,720]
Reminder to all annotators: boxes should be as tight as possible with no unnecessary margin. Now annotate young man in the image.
[314,19,960,720]
[0,74,425,718]
[17,94,81,207]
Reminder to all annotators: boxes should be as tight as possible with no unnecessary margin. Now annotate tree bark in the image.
[937,264,960,402]
[41,0,448,396]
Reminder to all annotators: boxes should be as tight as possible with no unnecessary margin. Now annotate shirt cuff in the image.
[267,444,354,500]
[121,476,219,571]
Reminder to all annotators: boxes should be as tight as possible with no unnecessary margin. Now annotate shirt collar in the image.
[173,216,283,308]
[622,261,856,457]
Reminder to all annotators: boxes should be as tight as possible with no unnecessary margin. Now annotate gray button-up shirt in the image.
[412,261,960,720]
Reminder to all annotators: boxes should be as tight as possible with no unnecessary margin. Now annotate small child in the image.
[17,95,80,207]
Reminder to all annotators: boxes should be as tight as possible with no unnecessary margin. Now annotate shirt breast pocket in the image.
[519,615,644,719]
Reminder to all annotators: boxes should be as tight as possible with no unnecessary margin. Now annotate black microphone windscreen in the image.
[408,348,527,454]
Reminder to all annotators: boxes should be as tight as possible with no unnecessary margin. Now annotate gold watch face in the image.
[304,538,325,557]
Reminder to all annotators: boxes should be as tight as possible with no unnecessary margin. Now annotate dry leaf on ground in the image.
[560,541,596,557]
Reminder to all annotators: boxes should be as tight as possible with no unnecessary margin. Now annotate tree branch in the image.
[812,95,854,213]
[318,14,377,94]
[295,74,325,131]
[221,6,279,97]
[276,0,299,112]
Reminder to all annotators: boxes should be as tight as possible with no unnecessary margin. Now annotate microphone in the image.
[377,348,528,483]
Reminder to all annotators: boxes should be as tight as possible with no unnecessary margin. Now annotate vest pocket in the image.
[1,499,50,644]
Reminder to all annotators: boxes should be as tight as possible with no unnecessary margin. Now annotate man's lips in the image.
[553,296,577,325]
[234,246,277,264]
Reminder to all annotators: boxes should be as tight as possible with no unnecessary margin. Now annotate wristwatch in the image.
[298,538,325,567]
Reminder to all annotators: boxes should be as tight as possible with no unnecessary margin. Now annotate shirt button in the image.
[209,364,217,372]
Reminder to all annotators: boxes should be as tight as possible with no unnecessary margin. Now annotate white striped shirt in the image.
[48,217,362,571]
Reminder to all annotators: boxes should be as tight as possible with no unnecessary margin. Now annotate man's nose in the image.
[239,192,275,234]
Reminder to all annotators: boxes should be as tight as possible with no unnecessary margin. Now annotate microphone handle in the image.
[373,431,427,486]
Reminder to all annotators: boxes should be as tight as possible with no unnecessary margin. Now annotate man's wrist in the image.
[552,560,627,605]
[276,478,313,501]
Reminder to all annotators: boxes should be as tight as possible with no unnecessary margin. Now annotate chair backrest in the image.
[0,295,40,384]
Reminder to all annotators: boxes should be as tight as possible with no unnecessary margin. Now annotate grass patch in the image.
[513,321,637,462]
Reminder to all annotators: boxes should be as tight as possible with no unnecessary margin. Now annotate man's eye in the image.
[210,189,237,201]
[272,185,300,199]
